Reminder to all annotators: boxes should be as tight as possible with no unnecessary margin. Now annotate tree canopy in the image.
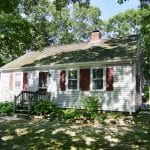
[0,0,149,83]
[104,9,140,37]
[0,0,102,65]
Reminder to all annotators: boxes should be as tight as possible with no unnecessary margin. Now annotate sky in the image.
[90,0,140,20]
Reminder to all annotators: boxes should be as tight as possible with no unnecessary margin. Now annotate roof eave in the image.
[0,58,136,72]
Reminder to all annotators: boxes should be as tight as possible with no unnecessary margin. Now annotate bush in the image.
[143,86,149,102]
[63,109,84,119]
[80,96,101,118]
[0,101,13,114]
[33,99,62,118]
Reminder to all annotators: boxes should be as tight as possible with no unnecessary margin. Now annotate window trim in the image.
[15,72,22,89]
[91,67,105,91]
[38,72,48,90]
[59,67,108,92]
[66,68,79,91]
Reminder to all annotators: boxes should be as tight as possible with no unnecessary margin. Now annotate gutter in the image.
[1,58,136,72]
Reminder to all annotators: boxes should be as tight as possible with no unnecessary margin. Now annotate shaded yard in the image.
[0,110,150,150]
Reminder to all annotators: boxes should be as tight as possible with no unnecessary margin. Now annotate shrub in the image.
[0,101,13,114]
[143,86,149,102]
[33,99,62,118]
[80,96,101,118]
[63,109,84,119]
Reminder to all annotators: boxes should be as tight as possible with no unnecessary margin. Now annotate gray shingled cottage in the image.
[0,31,142,113]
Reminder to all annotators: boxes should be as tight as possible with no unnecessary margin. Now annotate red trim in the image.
[60,70,66,91]
[106,68,114,91]
[80,69,90,91]
[9,73,13,91]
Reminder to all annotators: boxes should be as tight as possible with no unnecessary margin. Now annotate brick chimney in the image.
[90,30,101,42]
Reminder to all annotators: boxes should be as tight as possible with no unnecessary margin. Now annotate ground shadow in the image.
[0,108,150,150]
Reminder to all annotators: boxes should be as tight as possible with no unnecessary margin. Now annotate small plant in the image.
[63,109,84,119]
[143,85,149,102]
[80,96,101,118]
[0,101,13,114]
[33,99,59,117]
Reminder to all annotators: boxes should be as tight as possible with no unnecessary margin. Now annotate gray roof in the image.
[1,35,138,70]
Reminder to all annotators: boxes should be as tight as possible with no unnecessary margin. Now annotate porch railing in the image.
[13,91,51,114]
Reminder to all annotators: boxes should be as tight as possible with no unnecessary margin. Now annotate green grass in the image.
[0,110,150,150]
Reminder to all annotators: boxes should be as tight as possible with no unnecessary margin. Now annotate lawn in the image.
[0,110,150,150]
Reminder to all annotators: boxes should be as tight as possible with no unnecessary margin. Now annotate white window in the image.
[92,68,103,90]
[15,73,22,88]
[68,70,78,90]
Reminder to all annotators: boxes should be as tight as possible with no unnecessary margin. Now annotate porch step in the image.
[15,109,29,114]
[14,113,30,119]
[16,101,35,108]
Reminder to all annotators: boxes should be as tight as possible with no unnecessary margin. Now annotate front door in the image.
[39,72,48,93]
[80,69,90,91]
[23,72,28,91]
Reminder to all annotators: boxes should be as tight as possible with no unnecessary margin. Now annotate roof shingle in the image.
[1,35,138,70]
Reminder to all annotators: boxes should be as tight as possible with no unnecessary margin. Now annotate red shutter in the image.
[23,72,28,91]
[9,73,13,91]
[106,68,114,91]
[80,69,90,91]
[60,70,66,91]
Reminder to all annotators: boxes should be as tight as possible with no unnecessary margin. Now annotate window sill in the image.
[39,87,47,89]
[91,89,104,92]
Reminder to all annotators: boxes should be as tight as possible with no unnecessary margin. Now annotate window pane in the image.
[39,72,48,87]
[93,69,103,78]
[69,70,77,79]
[68,80,77,89]
[15,81,21,88]
[93,79,103,89]
[15,73,21,88]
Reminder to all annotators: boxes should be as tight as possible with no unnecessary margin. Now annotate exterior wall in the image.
[0,64,138,112]
[0,72,13,101]
[48,65,135,112]
[0,71,23,102]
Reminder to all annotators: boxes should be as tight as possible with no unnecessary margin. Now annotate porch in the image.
[13,91,51,114]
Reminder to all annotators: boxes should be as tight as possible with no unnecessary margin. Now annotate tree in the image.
[140,5,150,84]
[0,0,102,66]
[72,3,102,41]
[0,0,51,64]
[0,0,33,64]
[105,9,140,37]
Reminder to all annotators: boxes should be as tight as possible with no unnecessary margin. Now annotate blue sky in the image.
[90,0,140,20]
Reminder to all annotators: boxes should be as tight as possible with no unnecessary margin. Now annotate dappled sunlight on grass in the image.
[1,135,14,141]
[81,135,96,146]
[52,127,66,135]
[104,135,120,143]
[15,128,29,136]
[66,130,76,137]
[0,110,150,149]
[35,129,46,134]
